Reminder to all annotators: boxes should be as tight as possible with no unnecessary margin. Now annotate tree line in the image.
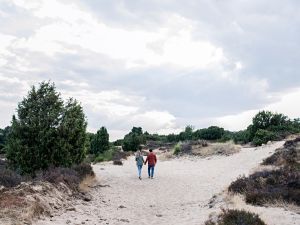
[1,81,300,174]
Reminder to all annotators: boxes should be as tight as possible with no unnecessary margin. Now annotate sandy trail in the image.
[35,141,300,225]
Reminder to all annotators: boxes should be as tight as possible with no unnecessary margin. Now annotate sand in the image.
[34,141,300,225]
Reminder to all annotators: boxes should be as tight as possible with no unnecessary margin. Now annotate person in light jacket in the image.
[135,150,144,180]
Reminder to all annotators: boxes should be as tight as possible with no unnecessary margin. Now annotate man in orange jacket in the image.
[144,149,157,179]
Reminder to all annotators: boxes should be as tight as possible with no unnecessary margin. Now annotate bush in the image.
[90,127,109,154]
[72,163,95,180]
[194,126,225,141]
[229,167,300,206]
[37,167,80,191]
[233,130,251,144]
[263,137,300,168]
[204,209,266,225]
[122,127,145,151]
[0,168,21,188]
[173,143,182,155]
[6,82,87,174]
[252,129,277,146]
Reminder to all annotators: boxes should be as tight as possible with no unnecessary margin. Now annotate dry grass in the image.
[192,141,241,157]
[79,175,96,192]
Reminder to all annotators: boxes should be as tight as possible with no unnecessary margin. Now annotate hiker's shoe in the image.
[139,177,142,180]
[148,176,150,179]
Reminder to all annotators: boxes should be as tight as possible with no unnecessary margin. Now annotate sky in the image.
[0,0,300,140]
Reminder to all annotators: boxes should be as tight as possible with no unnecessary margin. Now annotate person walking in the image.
[144,149,157,179]
[135,150,144,180]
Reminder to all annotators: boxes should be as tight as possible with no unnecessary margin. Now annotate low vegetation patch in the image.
[36,163,94,191]
[173,140,240,157]
[204,209,266,225]
[263,137,300,168]
[93,148,129,163]
[0,159,21,188]
[228,167,300,206]
[229,137,300,206]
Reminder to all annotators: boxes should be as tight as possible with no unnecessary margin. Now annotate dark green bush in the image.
[204,209,266,225]
[90,127,109,154]
[122,127,145,151]
[252,129,277,146]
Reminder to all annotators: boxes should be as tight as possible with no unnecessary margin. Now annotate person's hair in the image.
[149,149,153,152]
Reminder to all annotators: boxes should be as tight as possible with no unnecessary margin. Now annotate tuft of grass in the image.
[204,209,266,225]
[173,142,182,155]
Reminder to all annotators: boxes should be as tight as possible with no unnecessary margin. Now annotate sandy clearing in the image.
[34,141,300,225]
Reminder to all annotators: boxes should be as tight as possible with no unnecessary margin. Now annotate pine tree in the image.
[6,81,87,174]
[90,127,109,154]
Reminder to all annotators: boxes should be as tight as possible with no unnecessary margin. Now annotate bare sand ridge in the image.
[35,141,300,225]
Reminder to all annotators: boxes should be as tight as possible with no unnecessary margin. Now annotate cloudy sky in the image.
[0,0,300,140]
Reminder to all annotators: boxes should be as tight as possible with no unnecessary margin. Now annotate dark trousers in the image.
[148,165,155,177]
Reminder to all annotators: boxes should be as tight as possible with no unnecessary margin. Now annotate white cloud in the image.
[7,0,226,69]
[217,88,300,131]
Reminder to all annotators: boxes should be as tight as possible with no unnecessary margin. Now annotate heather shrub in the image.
[72,163,95,180]
[204,209,266,225]
[0,168,21,188]
[37,167,80,190]
[229,167,300,206]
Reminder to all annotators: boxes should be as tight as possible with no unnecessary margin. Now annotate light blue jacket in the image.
[135,155,144,166]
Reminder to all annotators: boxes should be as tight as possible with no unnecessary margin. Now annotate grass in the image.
[173,142,182,155]
[192,141,240,157]
[204,209,266,225]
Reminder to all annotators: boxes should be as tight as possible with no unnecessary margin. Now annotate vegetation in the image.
[6,81,87,174]
[204,209,266,225]
[173,142,182,155]
[90,127,109,154]
[94,148,117,162]
[229,137,300,206]
[263,137,300,167]
[36,163,94,191]
[122,127,146,151]
[234,111,300,146]
[0,126,10,154]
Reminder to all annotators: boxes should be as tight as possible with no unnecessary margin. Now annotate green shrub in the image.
[252,129,277,146]
[90,127,109,154]
[173,143,182,155]
[205,209,266,225]
[6,81,87,174]
[233,130,251,144]
[122,127,145,151]
[93,148,117,163]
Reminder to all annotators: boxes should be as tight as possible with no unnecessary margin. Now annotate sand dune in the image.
[35,141,300,225]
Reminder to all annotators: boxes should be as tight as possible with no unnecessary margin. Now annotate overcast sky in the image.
[0,0,300,140]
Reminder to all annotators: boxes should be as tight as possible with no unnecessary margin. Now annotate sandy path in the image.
[35,141,300,225]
